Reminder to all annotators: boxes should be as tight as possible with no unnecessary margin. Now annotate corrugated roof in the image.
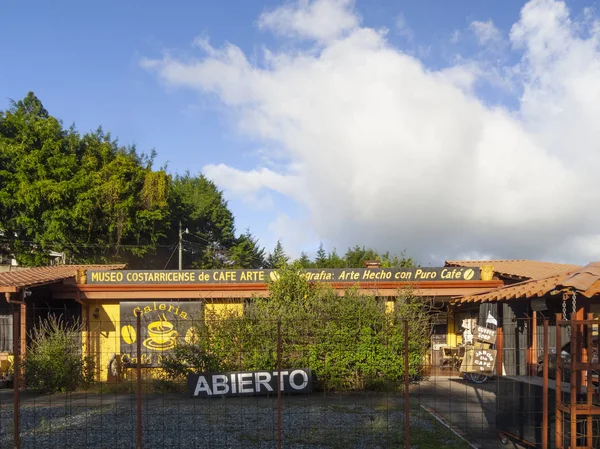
[557,262,600,298]
[455,262,600,303]
[0,265,125,292]
[445,259,581,280]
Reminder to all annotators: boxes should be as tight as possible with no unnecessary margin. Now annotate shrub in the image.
[162,265,431,392]
[160,322,220,380]
[25,315,95,392]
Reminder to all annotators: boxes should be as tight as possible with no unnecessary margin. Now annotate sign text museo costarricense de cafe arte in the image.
[87,267,480,284]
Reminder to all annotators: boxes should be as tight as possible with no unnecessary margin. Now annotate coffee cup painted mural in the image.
[120,301,203,367]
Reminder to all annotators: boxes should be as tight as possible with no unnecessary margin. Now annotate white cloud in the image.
[257,0,359,42]
[470,19,502,45]
[144,0,600,264]
[451,30,461,44]
[395,13,413,40]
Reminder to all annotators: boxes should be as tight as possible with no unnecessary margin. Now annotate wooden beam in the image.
[496,305,504,376]
[50,286,501,301]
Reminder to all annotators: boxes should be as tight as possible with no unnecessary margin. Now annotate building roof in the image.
[454,262,600,303]
[445,259,581,281]
[0,265,126,293]
[557,262,600,298]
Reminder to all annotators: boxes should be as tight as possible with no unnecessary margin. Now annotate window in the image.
[0,315,13,352]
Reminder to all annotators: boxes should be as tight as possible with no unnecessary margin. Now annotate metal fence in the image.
[1,307,595,448]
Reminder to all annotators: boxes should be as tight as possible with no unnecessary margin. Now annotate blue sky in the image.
[2,0,599,264]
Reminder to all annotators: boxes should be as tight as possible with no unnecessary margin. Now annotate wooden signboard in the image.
[475,326,497,344]
[460,348,497,375]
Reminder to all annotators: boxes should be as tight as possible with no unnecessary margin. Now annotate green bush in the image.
[162,265,431,392]
[160,322,220,380]
[25,315,95,392]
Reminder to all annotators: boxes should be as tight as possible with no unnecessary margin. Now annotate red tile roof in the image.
[0,265,125,292]
[455,262,600,303]
[445,259,581,280]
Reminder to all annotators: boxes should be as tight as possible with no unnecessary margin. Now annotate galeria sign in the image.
[188,368,312,397]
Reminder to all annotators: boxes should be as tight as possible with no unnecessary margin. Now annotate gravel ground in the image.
[0,394,467,449]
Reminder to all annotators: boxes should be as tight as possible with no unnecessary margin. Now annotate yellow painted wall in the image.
[85,302,120,382]
[447,309,457,347]
[385,300,395,314]
[206,301,243,317]
[86,299,247,381]
[0,354,13,375]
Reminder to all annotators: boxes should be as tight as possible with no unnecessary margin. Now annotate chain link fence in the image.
[2,304,592,448]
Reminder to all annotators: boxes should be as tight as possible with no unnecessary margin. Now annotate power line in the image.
[163,244,179,270]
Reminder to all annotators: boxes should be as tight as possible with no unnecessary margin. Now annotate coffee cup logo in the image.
[144,317,178,351]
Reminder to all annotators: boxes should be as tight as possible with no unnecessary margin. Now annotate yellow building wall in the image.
[206,301,243,317]
[85,299,246,381]
[84,302,120,382]
[447,309,457,347]
[385,300,395,314]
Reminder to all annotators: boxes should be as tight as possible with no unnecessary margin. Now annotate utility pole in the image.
[178,220,183,271]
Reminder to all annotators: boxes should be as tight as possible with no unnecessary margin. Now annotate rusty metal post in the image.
[542,319,549,449]
[13,307,20,449]
[404,319,410,449]
[570,320,577,449]
[136,313,142,449]
[86,300,91,361]
[555,314,563,448]
[277,320,282,449]
[587,313,593,449]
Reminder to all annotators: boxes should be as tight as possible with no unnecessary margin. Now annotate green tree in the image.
[326,248,345,268]
[379,250,417,268]
[266,239,289,268]
[344,245,379,268]
[0,93,168,265]
[0,93,76,264]
[170,172,236,268]
[163,265,430,391]
[314,242,327,268]
[0,93,268,268]
[296,251,312,268]
[229,230,266,268]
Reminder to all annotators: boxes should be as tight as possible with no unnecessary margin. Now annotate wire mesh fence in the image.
[1,303,598,448]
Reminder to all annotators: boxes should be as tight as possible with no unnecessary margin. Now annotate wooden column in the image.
[531,310,538,376]
[20,302,26,361]
[496,304,504,376]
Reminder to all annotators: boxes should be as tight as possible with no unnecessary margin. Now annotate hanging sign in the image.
[476,326,497,344]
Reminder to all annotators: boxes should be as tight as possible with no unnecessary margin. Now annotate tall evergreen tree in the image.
[326,248,345,268]
[229,230,266,269]
[314,242,327,268]
[296,251,312,268]
[266,240,289,269]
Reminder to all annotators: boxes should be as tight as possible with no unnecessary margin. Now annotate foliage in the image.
[164,265,430,391]
[265,239,289,268]
[0,93,266,268]
[293,243,417,269]
[24,315,94,392]
[0,93,172,265]
[170,172,235,268]
[228,230,266,269]
[297,251,312,268]
[159,322,220,380]
[314,242,327,267]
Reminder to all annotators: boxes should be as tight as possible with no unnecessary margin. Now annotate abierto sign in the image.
[87,267,480,285]
[187,368,312,398]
